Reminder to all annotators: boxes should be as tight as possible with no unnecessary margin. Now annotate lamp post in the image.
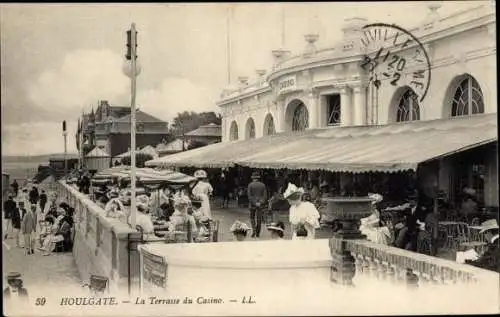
[63,120,68,178]
[122,23,141,229]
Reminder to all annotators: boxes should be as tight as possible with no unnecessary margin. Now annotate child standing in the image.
[21,205,37,255]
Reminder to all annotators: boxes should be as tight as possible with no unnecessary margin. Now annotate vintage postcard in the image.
[1,1,498,316]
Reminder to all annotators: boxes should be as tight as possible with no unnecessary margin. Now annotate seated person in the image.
[465,219,499,273]
[130,203,156,238]
[39,209,72,255]
[166,193,198,242]
[104,197,127,221]
[359,194,391,245]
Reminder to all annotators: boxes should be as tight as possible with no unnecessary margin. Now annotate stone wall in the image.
[57,181,142,292]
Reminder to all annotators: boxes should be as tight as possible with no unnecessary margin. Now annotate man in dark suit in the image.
[3,272,29,302]
[247,172,267,238]
[3,195,16,239]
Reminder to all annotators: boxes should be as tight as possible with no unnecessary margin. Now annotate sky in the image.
[0,1,480,156]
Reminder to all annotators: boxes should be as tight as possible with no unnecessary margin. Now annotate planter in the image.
[321,197,373,239]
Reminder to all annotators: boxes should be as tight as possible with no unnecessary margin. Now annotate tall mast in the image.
[281,5,285,48]
[226,5,232,85]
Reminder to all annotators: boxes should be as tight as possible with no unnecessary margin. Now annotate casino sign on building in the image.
[147,3,497,207]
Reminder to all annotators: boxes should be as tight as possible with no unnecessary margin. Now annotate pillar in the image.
[318,95,327,128]
[307,90,319,129]
[340,87,352,126]
[327,197,373,286]
[352,85,366,126]
[276,100,286,133]
[221,117,227,142]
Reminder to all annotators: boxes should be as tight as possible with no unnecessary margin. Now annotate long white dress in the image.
[289,201,321,240]
[192,181,213,219]
[359,212,391,245]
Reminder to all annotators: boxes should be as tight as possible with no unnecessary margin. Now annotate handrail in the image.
[330,237,498,285]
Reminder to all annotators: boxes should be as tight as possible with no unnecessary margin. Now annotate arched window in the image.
[245,118,256,140]
[263,114,276,136]
[292,103,309,131]
[229,121,238,141]
[396,89,420,122]
[452,76,484,117]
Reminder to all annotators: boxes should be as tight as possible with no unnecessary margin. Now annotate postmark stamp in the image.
[359,23,432,102]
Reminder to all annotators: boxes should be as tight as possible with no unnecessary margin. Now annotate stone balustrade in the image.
[56,180,142,292]
[326,196,499,288]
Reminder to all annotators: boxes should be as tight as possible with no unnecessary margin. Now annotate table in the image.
[459,241,488,255]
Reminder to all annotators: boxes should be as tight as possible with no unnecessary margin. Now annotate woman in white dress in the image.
[284,183,321,240]
[192,170,213,219]
[167,192,198,242]
[359,193,392,245]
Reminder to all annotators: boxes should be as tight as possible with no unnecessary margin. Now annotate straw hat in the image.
[463,187,476,197]
[320,181,329,188]
[229,221,251,234]
[283,183,305,199]
[479,219,499,234]
[251,172,260,179]
[194,170,208,179]
[7,272,21,280]
[173,193,191,207]
[267,222,285,233]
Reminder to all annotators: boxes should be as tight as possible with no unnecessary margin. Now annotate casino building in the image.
[148,3,497,209]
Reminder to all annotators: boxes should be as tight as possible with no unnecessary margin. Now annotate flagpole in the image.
[226,5,232,85]
[130,23,138,230]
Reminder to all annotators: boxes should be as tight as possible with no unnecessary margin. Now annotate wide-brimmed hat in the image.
[479,219,499,234]
[283,183,305,199]
[194,170,208,179]
[230,221,251,234]
[320,181,329,188]
[173,193,191,207]
[267,222,285,233]
[463,187,476,197]
[251,172,260,179]
[7,272,21,280]
[368,193,384,205]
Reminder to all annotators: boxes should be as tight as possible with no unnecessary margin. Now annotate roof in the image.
[114,110,166,123]
[86,147,110,158]
[49,153,80,160]
[156,139,189,152]
[115,145,159,158]
[146,113,498,173]
[185,123,221,137]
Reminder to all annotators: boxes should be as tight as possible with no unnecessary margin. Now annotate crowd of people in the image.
[3,182,75,256]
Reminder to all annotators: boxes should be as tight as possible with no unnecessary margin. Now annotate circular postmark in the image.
[359,23,431,102]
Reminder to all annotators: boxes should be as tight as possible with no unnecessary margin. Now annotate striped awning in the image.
[93,166,130,180]
[112,168,196,185]
[145,113,498,173]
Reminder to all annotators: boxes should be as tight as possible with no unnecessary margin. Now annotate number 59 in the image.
[35,297,46,306]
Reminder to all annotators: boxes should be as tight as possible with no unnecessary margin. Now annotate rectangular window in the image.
[326,94,341,126]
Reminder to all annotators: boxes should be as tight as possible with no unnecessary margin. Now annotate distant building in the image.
[49,153,79,174]
[77,100,171,158]
[184,123,222,145]
[156,138,190,157]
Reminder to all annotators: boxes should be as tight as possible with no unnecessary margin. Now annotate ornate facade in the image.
[217,4,496,142]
